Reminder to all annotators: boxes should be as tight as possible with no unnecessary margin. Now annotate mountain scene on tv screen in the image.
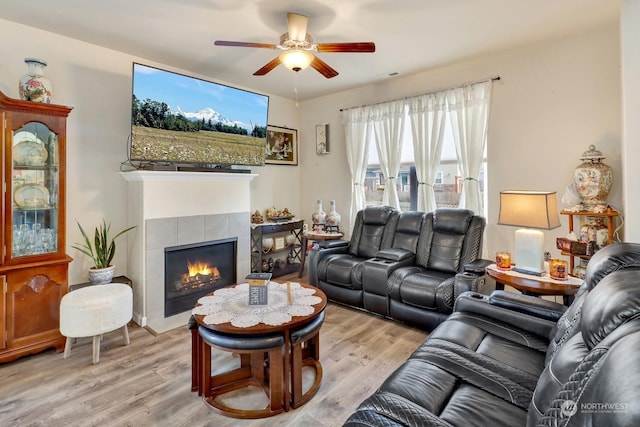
[131,95,267,166]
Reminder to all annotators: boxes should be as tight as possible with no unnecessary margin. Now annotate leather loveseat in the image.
[309,206,493,330]
[344,242,640,427]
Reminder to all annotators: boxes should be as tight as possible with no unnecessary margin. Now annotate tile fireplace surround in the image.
[121,170,257,333]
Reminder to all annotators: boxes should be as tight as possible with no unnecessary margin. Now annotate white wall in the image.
[622,0,640,242]
[298,23,622,259]
[0,19,300,285]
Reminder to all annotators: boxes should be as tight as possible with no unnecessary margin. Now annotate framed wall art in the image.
[265,125,298,165]
[316,123,329,154]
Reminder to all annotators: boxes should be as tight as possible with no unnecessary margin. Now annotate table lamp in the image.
[498,190,561,275]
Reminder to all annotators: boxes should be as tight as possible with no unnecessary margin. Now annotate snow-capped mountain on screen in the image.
[174,106,246,130]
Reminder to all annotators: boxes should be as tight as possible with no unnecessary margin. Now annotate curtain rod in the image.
[339,75,501,112]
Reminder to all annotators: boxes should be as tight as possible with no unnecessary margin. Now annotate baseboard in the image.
[133,312,147,327]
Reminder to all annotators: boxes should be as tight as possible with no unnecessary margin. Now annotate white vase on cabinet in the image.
[311,199,326,226]
[325,200,341,228]
[18,58,53,103]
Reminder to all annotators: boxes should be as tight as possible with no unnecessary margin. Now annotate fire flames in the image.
[179,260,220,290]
[186,260,219,278]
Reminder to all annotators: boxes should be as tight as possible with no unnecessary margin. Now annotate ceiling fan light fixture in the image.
[279,49,314,72]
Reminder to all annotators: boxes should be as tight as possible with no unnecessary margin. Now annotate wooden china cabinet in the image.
[0,91,72,363]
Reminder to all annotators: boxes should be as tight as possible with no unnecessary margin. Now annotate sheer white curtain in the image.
[342,107,372,226]
[408,92,447,212]
[447,80,492,214]
[371,100,406,209]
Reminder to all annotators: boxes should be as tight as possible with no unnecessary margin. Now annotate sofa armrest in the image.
[362,256,415,297]
[487,290,567,322]
[318,239,349,249]
[308,243,350,286]
[454,291,557,338]
[453,268,495,300]
[464,258,493,274]
[375,248,415,263]
[454,292,556,337]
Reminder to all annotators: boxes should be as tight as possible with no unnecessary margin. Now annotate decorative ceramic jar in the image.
[579,218,598,244]
[572,145,613,207]
[325,200,341,228]
[18,58,53,103]
[311,199,326,226]
[573,259,588,279]
[593,218,609,249]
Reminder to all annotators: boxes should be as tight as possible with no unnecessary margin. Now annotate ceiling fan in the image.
[214,12,375,79]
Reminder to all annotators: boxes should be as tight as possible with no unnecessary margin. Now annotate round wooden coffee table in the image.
[486,267,581,306]
[192,281,327,417]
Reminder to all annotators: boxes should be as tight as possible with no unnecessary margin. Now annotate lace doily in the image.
[193,282,322,327]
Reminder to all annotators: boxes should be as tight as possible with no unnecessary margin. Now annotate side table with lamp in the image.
[494,190,580,305]
[497,190,561,276]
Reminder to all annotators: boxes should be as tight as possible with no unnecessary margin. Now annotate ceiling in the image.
[1,0,620,101]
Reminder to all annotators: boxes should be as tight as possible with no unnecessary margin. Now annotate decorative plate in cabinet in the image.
[13,131,48,165]
[14,183,50,208]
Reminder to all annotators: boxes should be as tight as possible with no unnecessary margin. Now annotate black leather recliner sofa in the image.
[344,242,640,426]
[309,206,493,330]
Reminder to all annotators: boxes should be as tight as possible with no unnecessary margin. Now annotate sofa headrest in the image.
[396,211,424,234]
[584,242,640,291]
[432,208,475,234]
[581,268,640,350]
[361,205,397,225]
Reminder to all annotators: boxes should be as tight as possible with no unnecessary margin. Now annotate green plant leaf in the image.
[72,219,136,269]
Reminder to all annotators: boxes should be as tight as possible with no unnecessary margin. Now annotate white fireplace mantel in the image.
[120,170,258,182]
[121,170,257,333]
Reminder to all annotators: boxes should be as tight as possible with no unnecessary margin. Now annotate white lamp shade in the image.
[498,191,561,230]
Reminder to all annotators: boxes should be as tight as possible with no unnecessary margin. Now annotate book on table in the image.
[246,273,272,305]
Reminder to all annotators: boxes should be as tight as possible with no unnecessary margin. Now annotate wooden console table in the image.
[486,267,581,306]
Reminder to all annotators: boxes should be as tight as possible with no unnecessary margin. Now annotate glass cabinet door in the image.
[11,122,59,258]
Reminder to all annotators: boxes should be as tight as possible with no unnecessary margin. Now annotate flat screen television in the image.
[130,63,269,168]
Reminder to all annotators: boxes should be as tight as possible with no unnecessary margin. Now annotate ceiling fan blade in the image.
[316,42,376,53]
[310,56,339,79]
[287,12,309,42]
[253,57,282,76]
[214,40,277,49]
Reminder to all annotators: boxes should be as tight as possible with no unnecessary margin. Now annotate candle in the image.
[549,259,568,280]
[287,281,293,304]
[496,252,511,270]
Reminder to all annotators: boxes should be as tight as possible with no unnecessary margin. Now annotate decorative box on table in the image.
[556,237,595,256]
[246,272,272,305]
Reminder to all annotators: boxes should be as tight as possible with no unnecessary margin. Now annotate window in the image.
[434,171,444,185]
[364,112,487,216]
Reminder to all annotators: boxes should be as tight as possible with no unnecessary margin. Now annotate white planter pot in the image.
[88,265,115,285]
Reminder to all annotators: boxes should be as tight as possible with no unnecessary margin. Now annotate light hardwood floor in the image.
[0,276,427,427]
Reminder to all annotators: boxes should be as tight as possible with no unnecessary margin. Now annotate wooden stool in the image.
[59,283,132,364]
[289,311,325,408]
[198,326,285,419]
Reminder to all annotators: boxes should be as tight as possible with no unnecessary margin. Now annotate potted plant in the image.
[72,219,136,285]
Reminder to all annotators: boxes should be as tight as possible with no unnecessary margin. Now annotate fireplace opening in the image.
[164,237,237,317]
